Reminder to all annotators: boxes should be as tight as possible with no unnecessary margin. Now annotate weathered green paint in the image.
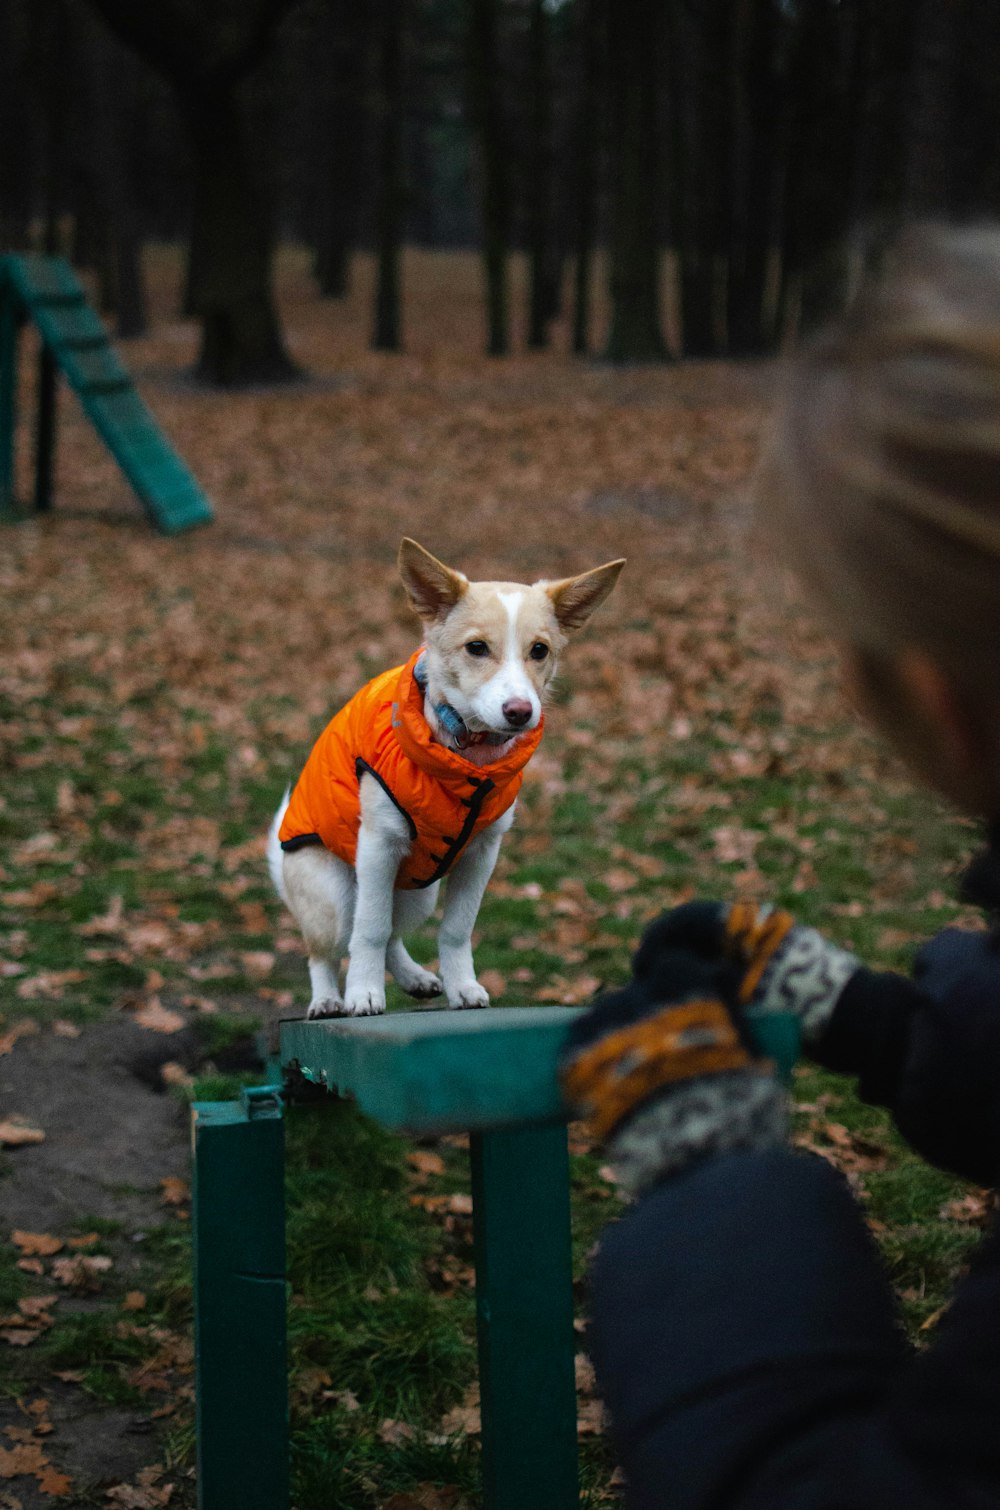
[191,1092,287,1510]
[281,1007,576,1132]
[0,254,212,534]
[471,1125,578,1510]
[280,1005,799,1134]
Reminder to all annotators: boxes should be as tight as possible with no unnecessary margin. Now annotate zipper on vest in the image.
[413,776,496,889]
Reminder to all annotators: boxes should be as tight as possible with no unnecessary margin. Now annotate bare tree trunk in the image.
[0,0,34,249]
[70,5,148,337]
[313,4,370,299]
[372,0,405,351]
[527,0,558,350]
[726,0,782,355]
[468,0,510,357]
[39,0,72,256]
[571,0,602,355]
[667,2,715,356]
[84,0,301,385]
[186,85,297,385]
[604,0,668,362]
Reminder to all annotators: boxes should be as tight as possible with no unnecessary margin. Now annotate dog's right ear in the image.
[398,538,469,622]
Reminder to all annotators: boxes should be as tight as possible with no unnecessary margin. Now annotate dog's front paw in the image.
[343,987,387,1016]
[447,981,490,1010]
[307,996,344,1019]
[398,966,444,1000]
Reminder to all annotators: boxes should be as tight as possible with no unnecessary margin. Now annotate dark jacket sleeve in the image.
[812,927,1000,1186]
[589,1147,1000,1510]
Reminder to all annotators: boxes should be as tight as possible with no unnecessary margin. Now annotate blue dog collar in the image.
[413,651,509,750]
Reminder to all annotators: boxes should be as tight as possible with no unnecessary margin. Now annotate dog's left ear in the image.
[399,538,469,622]
[543,559,625,630]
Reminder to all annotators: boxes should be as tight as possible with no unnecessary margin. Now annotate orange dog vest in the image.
[278,649,544,889]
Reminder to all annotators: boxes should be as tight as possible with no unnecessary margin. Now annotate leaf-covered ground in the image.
[0,249,991,1507]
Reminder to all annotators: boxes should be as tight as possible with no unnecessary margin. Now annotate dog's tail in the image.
[267,790,292,906]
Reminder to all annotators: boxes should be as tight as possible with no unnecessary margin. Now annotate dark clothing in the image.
[590,923,1000,1509]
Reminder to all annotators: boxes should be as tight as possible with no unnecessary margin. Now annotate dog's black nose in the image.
[502,699,533,728]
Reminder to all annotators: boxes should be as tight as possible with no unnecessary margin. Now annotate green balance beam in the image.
[280,1005,799,1134]
[192,1007,798,1510]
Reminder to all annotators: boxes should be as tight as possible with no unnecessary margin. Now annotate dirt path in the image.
[1,1017,226,1507]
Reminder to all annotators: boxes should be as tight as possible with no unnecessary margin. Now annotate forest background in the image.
[4,0,1000,377]
[2,1,1000,1507]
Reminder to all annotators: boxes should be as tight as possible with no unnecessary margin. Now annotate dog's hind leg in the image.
[282,845,355,1019]
[387,885,442,999]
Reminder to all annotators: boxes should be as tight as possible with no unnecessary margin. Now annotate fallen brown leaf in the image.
[477,969,507,997]
[440,1385,481,1438]
[0,1021,40,1056]
[239,950,275,980]
[406,1150,446,1180]
[105,1465,174,1507]
[0,1443,47,1477]
[381,1486,467,1510]
[36,1465,72,1496]
[131,999,186,1034]
[377,1419,417,1447]
[159,1178,189,1207]
[17,1297,57,1320]
[0,1121,45,1148]
[939,1192,992,1223]
[51,1254,112,1291]
[15,971,85,1002]
[11,1233,62,1257]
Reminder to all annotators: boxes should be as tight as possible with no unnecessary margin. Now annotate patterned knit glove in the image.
[559,939,787,1197]
[635,900,860,1048]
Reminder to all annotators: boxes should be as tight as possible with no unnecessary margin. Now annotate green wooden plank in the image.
[192,1094,288,1510]
[83,386,164,437]
[56,343,131,396]
[4,253,86,305]
[281,1008,577,1133]
[280,1007,799,1134]
[471,1126,578,1510]
[31,304,107,352]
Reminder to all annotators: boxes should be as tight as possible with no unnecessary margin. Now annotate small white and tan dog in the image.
[268,539,624,1018]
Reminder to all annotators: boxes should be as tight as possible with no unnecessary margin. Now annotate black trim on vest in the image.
[280,832,324,852]
[412,776,496,889]
[355,758,418,841]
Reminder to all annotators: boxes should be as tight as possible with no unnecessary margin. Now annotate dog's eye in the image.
[465,640,490,658]
[529,642,549,661]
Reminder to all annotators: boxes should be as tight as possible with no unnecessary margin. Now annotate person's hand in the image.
[559,926,787,1197]
[634,900,860,1047]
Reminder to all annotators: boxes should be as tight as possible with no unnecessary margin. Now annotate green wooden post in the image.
[470,1124,578,1510]
[34,344,57,512]
[0,280,19,512]
[192,1087,288,1510]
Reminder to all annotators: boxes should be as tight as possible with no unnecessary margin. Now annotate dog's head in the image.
[398,538,625,751]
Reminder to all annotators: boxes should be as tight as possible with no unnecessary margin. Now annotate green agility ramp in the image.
[0,253,212,534]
